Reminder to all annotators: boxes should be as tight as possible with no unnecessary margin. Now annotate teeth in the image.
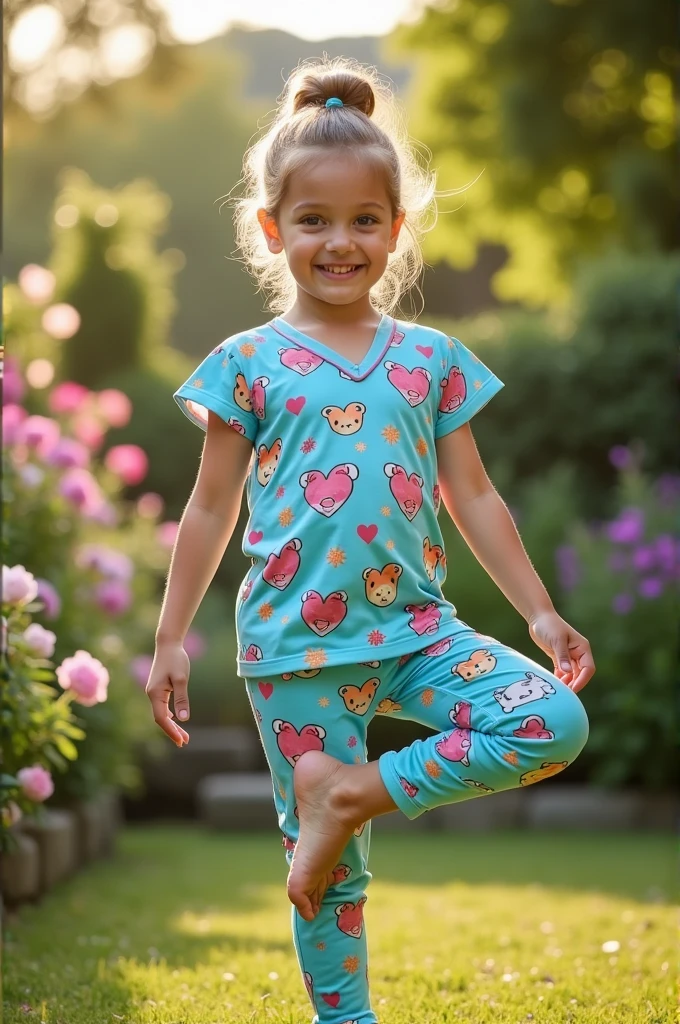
[321,265,358,274]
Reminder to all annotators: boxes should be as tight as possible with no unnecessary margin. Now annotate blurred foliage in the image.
[388,0,678,306]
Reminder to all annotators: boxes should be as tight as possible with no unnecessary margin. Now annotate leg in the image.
[375,621,590,819]
[244,664,391,1024]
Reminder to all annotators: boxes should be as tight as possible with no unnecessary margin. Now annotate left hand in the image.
[527,610,595,694]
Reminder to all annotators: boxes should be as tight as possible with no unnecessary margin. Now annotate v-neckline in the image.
[269,313,397,382]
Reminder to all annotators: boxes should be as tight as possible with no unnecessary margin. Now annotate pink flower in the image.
[72,413,105,451]
[75,544,133,580]
[87,501,118,526]
[136,492,164,519]
[93,578,132,616]
[41,303,81,339]
[48,382,90,415]
[2,564,39,606]
[23,622,57,658]
[157,521,179,548]
[104,444,148,486]
[1,404,28,446]
[58,467,102,512]
[3,356,25,405]
[184,630,206,659]
[130,653,153,689]
[18,464,45,488]
[17,415,61,459]
[44,437,91,469]
[96,389,132,428]
[35,578,61,620]
[17,764,54,802]
[56,649,109,706]
[18,263,56,305]
[1,616,7,655]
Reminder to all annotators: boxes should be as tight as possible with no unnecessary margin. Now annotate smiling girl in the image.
[147,57,595,1024]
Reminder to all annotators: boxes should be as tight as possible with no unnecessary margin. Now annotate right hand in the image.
[146,641,192,747]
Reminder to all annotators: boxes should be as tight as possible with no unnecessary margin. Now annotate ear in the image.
[388,208,406,253]
[257,207,284,254]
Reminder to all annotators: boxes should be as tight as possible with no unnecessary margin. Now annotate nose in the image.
[325,231,355,255]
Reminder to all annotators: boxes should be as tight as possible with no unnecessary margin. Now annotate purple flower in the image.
[35,578,61,620]
[632,545,656,573]
[654,534,676,573]
[93,579,132,616]
[606,507,645,545]
[655,473,680,507]
[555,544,580,591]
[638,576,663,600]
[612,592,634,615]
[608,445,632,470]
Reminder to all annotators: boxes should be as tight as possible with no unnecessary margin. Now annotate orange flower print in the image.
[355,441,367,452]
[191,377,204,388]
[503,750,519,767]
[474,380,482,390]
[344,955,360,973]
[382,425,400,445]
[317,942,326,951]
[239,342,256,358]
[415,437,428,456]
[327,547,346,567]
[386,539,395,550]
[425,759,442,778]
[258,602,274,621]
[421,688,435,706]
[305,648,328,669]
[278,506,294,527]
[318,696,330,707]
[380,505,391,517]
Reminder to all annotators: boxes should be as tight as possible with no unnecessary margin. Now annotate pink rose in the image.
[48,382,90,415]
[56,649,109,706]
[96,389,132,428]
[35,578,61,620]
[1,404,28,447]
[2,564,39,606]
[44,437,91,470]
[93,578,132,616]
[17,765,54,802]
[23,622,57,658]
[104,444,149,486]
[18,415,61,460]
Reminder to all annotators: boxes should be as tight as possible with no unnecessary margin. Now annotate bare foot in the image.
[287,750,359,922]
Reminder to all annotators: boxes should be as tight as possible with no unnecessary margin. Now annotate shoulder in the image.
[393,318,450,348]
[211,324,272,359]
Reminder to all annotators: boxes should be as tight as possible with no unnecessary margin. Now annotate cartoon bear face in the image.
[362,563,403,606]
[423,537,444,581]
[233,372,252,412]
[451,648,497,681]
[256,438,282,486]
[321,402,366,435]
[338,677,380,715]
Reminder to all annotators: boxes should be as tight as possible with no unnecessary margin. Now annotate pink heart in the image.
[285,396,306,415]
[321,993,340,1008]
[357,524,378,543]
[258,681,273,700]
[416,344,433,358]
[248,530,263,544]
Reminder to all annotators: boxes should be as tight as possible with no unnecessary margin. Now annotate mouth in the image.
[315,264,365,280]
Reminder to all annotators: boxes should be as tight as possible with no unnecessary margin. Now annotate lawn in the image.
[3,825,676,1023]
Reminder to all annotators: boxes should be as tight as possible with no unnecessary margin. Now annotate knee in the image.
[550,686,590,764]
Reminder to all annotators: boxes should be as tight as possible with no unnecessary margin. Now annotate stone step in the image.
[0,830,41,905]
[20,809,79,893]
[196,772,277,830]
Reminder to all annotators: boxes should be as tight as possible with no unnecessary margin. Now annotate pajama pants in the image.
[243,618,590,1024]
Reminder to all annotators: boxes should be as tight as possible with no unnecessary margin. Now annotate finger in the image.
[172,677,191,722]
[149,693,189,746]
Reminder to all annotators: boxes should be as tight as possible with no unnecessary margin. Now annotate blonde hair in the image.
[228,56,443,319]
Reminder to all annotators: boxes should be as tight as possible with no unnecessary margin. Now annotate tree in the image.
[386,0,677,307]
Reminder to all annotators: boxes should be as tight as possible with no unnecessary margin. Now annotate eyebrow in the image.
[292,201,386,212]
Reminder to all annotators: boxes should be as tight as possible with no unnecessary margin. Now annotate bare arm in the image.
[148,411,254,744]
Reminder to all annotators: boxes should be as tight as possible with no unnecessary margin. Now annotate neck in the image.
[283,291,381,329]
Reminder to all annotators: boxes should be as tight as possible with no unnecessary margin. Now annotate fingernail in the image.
[179,710,188,720]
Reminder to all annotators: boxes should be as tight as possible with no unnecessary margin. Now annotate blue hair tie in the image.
[325,97,343,108]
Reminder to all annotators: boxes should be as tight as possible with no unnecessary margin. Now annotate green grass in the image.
[3,825,676,1023]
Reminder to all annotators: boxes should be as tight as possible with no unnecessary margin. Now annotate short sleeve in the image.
[435,335,505,439]
[173,339,259,442]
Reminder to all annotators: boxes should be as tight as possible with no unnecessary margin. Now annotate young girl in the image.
[148,57,595,1024]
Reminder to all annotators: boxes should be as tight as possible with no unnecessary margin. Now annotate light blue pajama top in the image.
[173,315,505,677]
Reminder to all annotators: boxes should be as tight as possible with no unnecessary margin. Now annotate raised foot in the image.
[287,749,360,922]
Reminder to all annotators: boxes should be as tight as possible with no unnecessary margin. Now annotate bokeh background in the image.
[2,3,678,1018]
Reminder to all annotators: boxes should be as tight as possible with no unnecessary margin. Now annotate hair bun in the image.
[292,70,375,118]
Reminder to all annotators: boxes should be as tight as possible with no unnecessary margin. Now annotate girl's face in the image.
[258,148,405,312]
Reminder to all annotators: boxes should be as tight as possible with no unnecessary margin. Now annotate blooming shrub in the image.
[554,450,679,788]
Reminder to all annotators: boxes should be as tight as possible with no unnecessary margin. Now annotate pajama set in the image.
[173,314,590,1024]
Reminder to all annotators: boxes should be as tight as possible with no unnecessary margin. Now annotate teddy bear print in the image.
[321,402,366,435]
[376,697,402,714]
[250,375,269,419]
[362,562,403,606]
[233,372,252,412]
[262,538,302,590]
[435,700,473,765]
[338,677,380,715]
[493,672,556,713]
[405,602,441,636]
[520,760,569,786]
[423,536,445,581]
[300,464,359,517]
[332,863,352,882]
[272,720,326,767]
[281,668,322,679]
[400,776,419,797]
[279,346,323,375]
[462,778,495,794]
[256,438,282,487]
[384,463,424,520]
[451,648,497,682]
[513,714,555,740]
[243,644,262,662]
[384,361,432,407]
[335,897,367,939]
[359,660,381,668]
[227,417,246,435]
[301,590,348,635]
